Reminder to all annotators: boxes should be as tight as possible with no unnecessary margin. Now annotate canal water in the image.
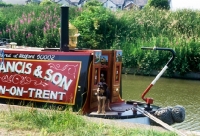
[122,74,200,132]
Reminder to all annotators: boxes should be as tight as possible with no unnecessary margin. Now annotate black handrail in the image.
[141,47,176,66]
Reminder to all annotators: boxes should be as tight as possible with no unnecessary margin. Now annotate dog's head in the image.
[97,82,107,94]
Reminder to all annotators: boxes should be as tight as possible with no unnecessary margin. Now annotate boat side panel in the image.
[0,50,92,109]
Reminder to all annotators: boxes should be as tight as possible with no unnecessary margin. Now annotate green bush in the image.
[72,0,119,49]
[0,11,6,30]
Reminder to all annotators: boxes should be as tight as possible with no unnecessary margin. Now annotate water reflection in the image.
[122,74,200,132]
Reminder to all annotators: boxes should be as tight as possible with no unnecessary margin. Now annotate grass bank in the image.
[0,104,177,136]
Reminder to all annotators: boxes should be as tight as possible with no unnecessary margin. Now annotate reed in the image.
[117,7,200,75]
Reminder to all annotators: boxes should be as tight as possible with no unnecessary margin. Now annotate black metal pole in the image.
[141,47,176,66]
[60,5,69,52]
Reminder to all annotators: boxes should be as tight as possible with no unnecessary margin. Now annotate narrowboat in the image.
[0,6,185,128]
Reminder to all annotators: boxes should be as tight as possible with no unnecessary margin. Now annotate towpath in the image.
[0,104,199,136]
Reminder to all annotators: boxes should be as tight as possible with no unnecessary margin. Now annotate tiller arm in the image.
[141,47,176,110]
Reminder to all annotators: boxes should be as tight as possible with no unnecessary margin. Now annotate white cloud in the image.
[171,0,200,10]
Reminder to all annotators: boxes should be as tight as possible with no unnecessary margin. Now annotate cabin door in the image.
[90,50,102,109]
[111,50,122,102]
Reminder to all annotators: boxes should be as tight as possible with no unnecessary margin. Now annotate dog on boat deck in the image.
[96,82,111,114]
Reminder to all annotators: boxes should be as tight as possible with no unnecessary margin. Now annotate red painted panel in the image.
[0,58,81,105]
[4,49,92,56]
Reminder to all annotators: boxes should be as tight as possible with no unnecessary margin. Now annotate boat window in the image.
[94,68,99,85]
[115,66,119,82]
[100,70,107,83]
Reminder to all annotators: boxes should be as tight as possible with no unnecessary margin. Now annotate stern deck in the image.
[87,101,160,120]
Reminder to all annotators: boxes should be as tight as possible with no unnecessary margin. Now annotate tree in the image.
[84,0,103,7]
[72,0,118,49]
[0,1,13,7]
[147,0,170,10]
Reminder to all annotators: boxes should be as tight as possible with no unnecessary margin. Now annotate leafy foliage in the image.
[117,8,200,75]
[0,4,75,47]
[147,0,170,10]
[0,11,6,30]
[0,4,200,76]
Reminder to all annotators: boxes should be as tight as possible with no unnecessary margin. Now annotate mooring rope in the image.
[0,49,4,66]
[134,106,186,136]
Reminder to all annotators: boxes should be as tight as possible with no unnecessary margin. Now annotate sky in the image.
[2,0,27,5]
[170,0,200,11]
[2,0,200,11]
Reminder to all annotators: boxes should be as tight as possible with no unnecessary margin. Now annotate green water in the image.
[122,74,200,132]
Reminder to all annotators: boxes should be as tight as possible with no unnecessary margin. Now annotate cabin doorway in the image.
[89,50,123,110]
